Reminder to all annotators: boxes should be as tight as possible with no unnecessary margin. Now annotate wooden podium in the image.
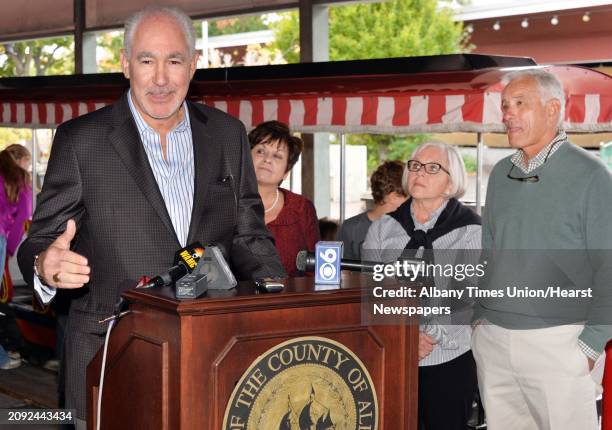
[86,273,418,429]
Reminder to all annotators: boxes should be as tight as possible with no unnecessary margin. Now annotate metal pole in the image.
[476,132,484,215]
[339,133,346,223]
[31,129,37,211]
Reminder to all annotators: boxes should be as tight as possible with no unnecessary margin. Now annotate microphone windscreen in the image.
[295,250,308,272]
[196,245,237,290]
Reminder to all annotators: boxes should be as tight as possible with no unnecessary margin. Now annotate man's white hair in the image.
[502,69,565,128]
[124,6,196,58]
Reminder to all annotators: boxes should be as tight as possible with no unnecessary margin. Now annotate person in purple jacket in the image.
[0,144,32,370]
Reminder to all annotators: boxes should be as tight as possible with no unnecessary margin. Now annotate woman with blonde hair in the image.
[364,141,480,430]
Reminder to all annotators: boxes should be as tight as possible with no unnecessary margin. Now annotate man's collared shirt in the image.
[510,130,567,174]
[127,91,195,247]
[34,93,196,304]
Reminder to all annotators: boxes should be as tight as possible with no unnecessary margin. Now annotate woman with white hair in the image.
[363,141,481,430]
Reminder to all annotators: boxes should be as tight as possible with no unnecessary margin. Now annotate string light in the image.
[484,12,593,32]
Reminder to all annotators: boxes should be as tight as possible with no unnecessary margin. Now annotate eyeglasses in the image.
[506,139,560,183]
[406,160,450,175]
[506,164,540,183]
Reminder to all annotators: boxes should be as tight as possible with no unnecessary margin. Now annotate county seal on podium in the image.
[223,336,378,430]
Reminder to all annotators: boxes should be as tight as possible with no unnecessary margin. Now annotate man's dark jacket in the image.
[18,94,285,418]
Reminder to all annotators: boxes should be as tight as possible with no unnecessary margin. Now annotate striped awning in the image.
[2,65,612,133]
[200,93,504,134]
[0,102,109,129]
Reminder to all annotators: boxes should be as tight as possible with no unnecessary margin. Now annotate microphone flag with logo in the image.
[140,242,204,289]
[314,241,343,285]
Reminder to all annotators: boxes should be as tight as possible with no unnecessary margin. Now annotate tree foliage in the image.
[349,134,432,172]
[207,15,268,37]
[0,37,72,148]
[97,31,123,73]
[0,36,74,77]
[270,12,301,64]
[329,0,467,61]
[0,129,31,151]
[271,0,467,63]
[270,0,470,173]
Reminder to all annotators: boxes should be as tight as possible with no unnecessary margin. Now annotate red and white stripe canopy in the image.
[0,102,108,129]
[2,65,611,133]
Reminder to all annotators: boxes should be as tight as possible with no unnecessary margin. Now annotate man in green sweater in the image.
[472,69,612,430]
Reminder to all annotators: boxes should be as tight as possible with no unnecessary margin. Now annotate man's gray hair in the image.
[124,6,196,58]
[503,68,565,128]
[402,140,468,199]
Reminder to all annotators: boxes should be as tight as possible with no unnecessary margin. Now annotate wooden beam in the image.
[299,0,313,63]
[301,135,315,200]
[74,0,85,74]
[299,0,314,200]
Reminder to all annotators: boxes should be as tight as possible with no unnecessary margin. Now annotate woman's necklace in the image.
[265,188,280,213]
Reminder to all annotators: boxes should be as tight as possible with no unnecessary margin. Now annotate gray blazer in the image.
[17,93,285,418]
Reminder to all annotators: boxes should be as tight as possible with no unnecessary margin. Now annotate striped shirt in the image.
[33,94,196,305]
[127,92,194,246]
[363,200,481,367]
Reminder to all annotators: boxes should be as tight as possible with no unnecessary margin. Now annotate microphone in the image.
[296,250,378,273]
[140,242,205,289]
[296,250,424,274]
[175,244,237,299]
[220,169,238,214]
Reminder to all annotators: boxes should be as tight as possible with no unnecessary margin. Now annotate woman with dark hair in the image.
[336,160,407,260]
[1,144,32,265]
[0,144,32,370]
[248,121,319,276]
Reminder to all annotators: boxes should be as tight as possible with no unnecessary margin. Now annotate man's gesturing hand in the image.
[36,219,90,289]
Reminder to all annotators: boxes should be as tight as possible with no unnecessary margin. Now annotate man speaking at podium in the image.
[17,5,285,426]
